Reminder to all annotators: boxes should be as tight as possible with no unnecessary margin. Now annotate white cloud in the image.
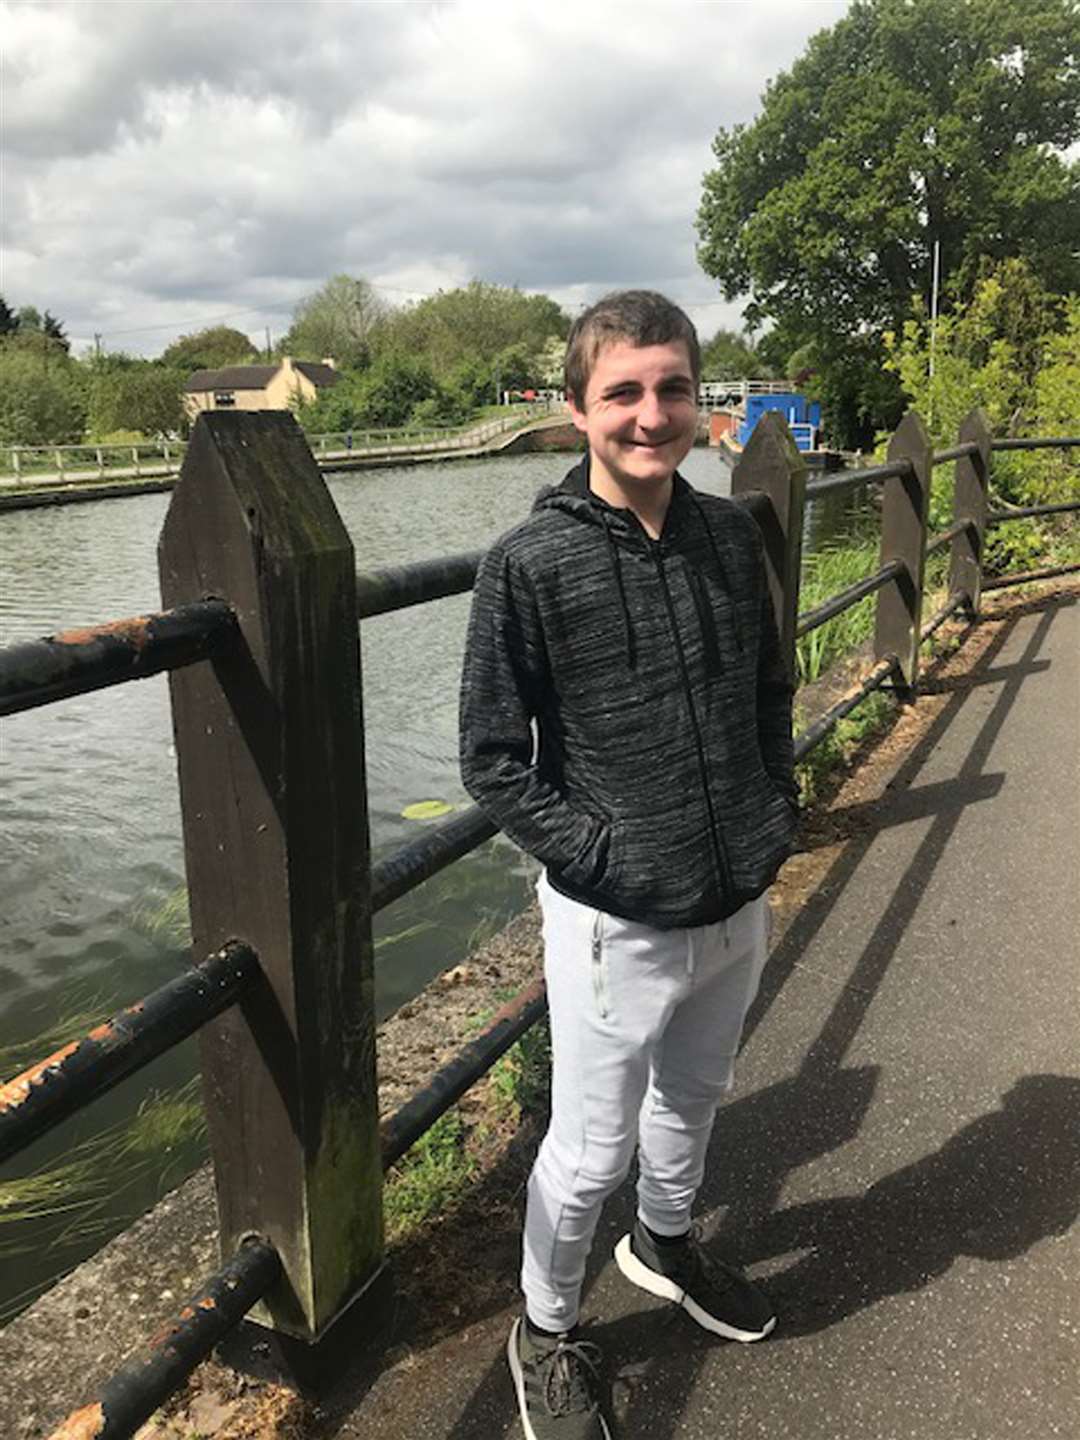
[1,0,849,354]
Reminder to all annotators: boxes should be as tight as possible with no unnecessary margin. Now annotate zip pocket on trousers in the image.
[591,910,609,1020]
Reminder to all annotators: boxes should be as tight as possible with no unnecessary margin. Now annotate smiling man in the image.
[460,291,798,1439]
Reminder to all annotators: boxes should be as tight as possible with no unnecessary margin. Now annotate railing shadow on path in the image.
[347,590,1080,1440]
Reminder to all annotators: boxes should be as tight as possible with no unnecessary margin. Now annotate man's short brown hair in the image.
[564,290,701,406]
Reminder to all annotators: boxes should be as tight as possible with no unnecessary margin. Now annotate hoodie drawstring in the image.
[601,512,636,671]
[686,489,745,656]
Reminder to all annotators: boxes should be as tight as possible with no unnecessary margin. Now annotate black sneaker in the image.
[614,1220,775,1342]
[507,1316,612,1440]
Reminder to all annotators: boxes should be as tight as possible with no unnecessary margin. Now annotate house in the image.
[183,356,340,419]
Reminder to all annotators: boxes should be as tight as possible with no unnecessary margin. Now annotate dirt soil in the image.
[136,577,1080,1439]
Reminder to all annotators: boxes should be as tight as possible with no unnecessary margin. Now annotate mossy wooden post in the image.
[158,411,383,1347]
[951,407,991,617]
[731,410,807,684]
[875,410,931,692]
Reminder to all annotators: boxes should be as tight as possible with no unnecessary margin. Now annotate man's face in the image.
[568,339,698,495]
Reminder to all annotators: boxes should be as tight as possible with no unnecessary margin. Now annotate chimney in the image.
[322,356,336,370]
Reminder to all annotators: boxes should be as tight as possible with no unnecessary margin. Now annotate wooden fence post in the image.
[731,410,807,685]
[875,410,931,691]
[951,407,991,617]
[158,411,384,1348]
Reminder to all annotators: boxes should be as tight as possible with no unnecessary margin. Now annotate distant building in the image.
[183,356,340,419]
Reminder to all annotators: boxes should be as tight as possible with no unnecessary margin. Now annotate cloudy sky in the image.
[3,1,849,357]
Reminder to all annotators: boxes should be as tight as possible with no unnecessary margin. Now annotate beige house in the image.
[183,356,340,419]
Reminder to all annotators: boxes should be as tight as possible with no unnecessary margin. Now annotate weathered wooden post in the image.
[731,409,807,684]
[875,410,932,692]
[158,411,384,1361]
[950,407,991,617]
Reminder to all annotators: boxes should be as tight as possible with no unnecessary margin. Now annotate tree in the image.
[0,339,86,444]
[881,259,1079,568]
[295,353,440,432]
[160,326,258,372]
[700,328,767,380]
[377,282,569,379]
[281,275,386,370]
[2,303,70,352]
[86,354,185,438]
[697,0,1080,443]
[42,311,69,352]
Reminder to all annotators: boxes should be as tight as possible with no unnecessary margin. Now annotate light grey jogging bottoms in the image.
[521,871,769,1333]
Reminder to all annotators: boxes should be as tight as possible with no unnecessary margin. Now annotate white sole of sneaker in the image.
[507,1318,613,1439]
[613,1235,776,1343]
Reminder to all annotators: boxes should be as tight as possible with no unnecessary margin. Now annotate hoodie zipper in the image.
[648,537,735,903]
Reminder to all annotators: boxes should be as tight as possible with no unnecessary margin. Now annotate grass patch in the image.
[0,1077,207,1321]
[795,690,896,807]
[383,1111,475,1244]
[486,1018,552,1124]
[131,885,192,949]
[796,541,879,685]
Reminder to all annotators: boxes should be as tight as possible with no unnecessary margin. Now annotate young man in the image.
[459,291,798,1439]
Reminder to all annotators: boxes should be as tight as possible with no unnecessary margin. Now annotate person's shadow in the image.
[726,1072,1080,1335]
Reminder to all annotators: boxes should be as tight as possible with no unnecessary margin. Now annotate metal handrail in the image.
[46,1239,281,1440]
[357,552,483,619]
[987,499,1080,525]
[372,806,497,915]
[0,600,237,717]
[926,517,977,556]
[0,943,260,1165]
[991,436,1080,451]
[806,456,912,501]
[796,560,905,637]
[932,441,980,466]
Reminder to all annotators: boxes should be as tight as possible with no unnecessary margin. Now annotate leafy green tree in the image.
[882,261,1079,568]
[353,354,439,427]
[0,296,17,335]
[42,312,69,352]
[445,355,495,408]
[281,275,386,370]
[0,339,87,444]
[295,353,441,431]
[1024,296,1080,506]
[378,282,568,379]
[700,328,766,379]
[86,354,185,438]
[493,342,542,392]
[697,0,1080,444]
[160,326,258,372]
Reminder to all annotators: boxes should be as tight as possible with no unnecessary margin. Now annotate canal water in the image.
[0,447,864,1319]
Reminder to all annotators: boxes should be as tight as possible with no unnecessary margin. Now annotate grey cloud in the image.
[3,0,849,352]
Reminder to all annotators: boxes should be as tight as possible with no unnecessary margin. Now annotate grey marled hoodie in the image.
[459,457,797,928]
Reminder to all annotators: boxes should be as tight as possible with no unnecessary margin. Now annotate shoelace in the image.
[540,1336,603,1417]
[662,1222,739,1296]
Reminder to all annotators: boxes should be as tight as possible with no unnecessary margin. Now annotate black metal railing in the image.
[2,405,1076,1438]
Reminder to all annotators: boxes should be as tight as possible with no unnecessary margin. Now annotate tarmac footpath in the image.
[328,588,1079,1440]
